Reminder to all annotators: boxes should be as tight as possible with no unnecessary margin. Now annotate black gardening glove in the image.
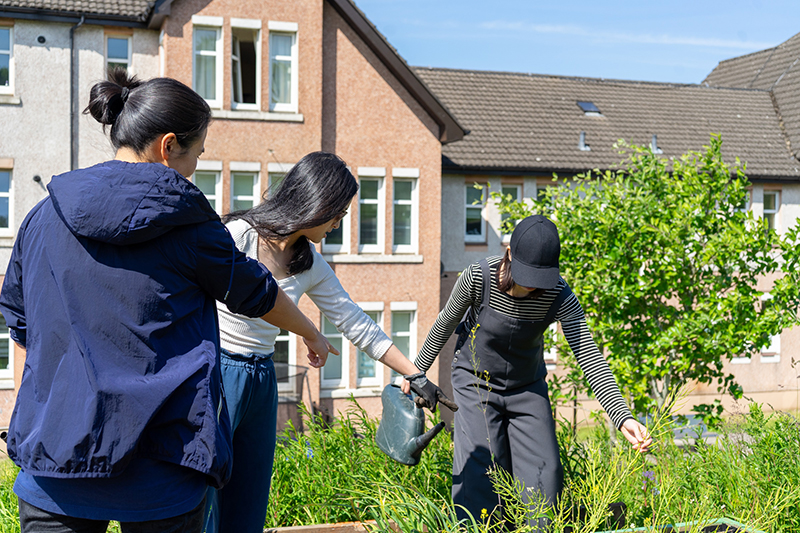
[403,372,459,412]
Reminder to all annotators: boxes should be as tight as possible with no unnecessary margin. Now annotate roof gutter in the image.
[0,7,147,27]
[69,14,85,171]
[325,0,466,144]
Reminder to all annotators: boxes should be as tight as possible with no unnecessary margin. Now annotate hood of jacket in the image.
[47,160,218,245]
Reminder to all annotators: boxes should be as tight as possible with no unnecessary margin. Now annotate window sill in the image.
[0,378,13,389]
[0,95,21,106]
[322,254,423,264]
[320,388,382,399]
[211,109,304,123]
[730,357,751,364]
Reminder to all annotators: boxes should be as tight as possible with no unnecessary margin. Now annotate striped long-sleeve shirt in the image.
[414,256,633,429]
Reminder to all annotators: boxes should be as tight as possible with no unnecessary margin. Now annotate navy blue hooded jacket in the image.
[0,160,278,488]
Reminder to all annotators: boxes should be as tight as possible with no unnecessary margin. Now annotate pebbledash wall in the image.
[0,0,457,431]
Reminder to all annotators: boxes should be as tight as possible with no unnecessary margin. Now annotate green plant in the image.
[493,135,800,423]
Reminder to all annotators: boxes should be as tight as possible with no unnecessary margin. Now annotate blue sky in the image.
[353,0,799,84]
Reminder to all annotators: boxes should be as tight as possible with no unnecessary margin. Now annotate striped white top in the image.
[414,256,633,428]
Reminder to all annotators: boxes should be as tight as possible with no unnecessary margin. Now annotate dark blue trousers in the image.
[204,350,278,533]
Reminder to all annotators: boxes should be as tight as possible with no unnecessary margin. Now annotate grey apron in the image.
[451,259,571,529]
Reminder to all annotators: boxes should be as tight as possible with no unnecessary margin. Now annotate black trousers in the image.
[451,372,563,529]
[18,495,206,533]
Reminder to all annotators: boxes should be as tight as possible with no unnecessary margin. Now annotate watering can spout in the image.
[413,421,446,457]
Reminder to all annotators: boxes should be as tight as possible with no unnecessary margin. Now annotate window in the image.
[735,190,751,212]
[0,169,11,233]
[760,293,780,363]
[763,190,780,231]
[231,19,260,110]
[323,210,350,254]
[465,183,486,242]
[392,168,419,254]
[358,168,385,253]
[500,184,521,242]
[192,17,223,107]
[273,328,298,394]
[356,303,384,387]
[0,26,13,94]
[0,313,12,385]
[230,162,261,212]
[390,302,416,378]
[268,22,298,113]
[193,161,222,214]
[106,35,131,75]
[321,317,347,388]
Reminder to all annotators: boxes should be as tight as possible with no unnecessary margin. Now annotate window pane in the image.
[233,199,252,211]
[270,59,291,104]
[325,226,343,245]
[194,172,217,195]
[765,213,776,231]
[502,186,519,200]
[0,55,8,87]
[361,180,379,200]
[394,181,412,201]
[232,174,254,196]
[269,173,285,192]
[107,38,128,60]
[0,171,9,192]
[392,312,411,334]
[271,33,292,56]
[394,204,411,245]
[194,29,217,51]
[360,204,378,245]
[392,336,409,358]
[357,352,375,378]
[466,207,482,235]
[323,352,342,380]
[274,331,289,365]
[466,187,483,205]
[0,197,8,228]
[195,55,216,100]
[764,193,777,211]
[0,29,9,50]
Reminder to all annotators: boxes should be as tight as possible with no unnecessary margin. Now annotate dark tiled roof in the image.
[414,67,800,180]
[0,0,154,20]
[705,32,800,161]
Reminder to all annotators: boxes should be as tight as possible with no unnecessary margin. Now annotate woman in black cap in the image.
[412,215,650,528]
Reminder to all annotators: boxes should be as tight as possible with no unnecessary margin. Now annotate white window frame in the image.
[0,25,14,96]
[0,166,13,237]
[543,322,558,371]
[193,160,223,215]
[0,313,13,387]
[320,316,348,389]
[230,18,261,111]
[230,161,261,212]
[358,168,386,254]
[763,190,780,232]
[268,21,298,113]
[273,329,298,394]
[105,34,132,76]
[356,302,384,388]
[392,168,419,254]
[390,302,417,382]
[465,182,487,243]
[760,293,780,363]
[500,183,521,243]
[192,17,224,109]
[322,210,351,254]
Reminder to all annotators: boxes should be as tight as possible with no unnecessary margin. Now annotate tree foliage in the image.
[494,136,800,420]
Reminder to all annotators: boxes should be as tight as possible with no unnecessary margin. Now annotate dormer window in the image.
[577,100,602,116]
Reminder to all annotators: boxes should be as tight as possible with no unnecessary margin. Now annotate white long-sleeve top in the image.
[217,219,393,360]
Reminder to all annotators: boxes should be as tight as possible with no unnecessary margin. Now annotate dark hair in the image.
[497,248,545,298]
[225,152,358,276]
[84,67,211,155]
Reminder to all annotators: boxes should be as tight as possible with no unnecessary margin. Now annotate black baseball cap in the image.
[509,215,560,289]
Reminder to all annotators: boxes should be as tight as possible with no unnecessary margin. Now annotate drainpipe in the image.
[69,15,85,171]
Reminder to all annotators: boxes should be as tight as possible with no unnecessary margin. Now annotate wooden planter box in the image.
[597,517,764,533]
[264,521,378,533]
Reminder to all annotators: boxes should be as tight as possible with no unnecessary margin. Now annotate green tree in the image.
[494,136,800,421]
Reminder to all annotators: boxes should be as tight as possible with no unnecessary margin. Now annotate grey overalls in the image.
[451,259,571,527]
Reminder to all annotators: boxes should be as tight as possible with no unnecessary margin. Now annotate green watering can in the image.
[376,384,446,466]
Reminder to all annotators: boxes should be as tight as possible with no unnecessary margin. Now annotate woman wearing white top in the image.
[205,152,456,533]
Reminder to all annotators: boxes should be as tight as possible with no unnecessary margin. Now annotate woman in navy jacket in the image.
[0,69,334,533]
